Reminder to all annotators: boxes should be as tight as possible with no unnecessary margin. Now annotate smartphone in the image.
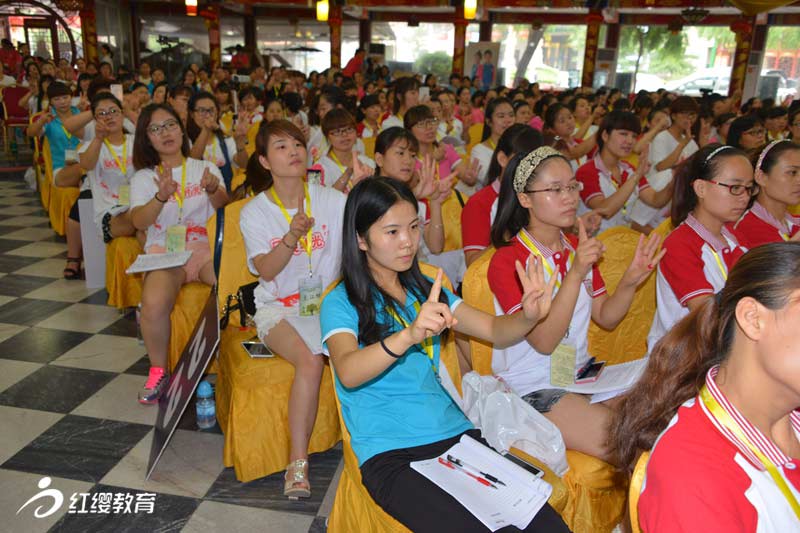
[242,338,273,358]
[575,360,606,384]
[502,452,544,478]
[110,84,123,102]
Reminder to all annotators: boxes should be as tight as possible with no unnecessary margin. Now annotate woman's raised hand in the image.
[408,269,456,344]
[622,232,666,288]
[154,164,178,201]
[571,218,605,279]
[517,255,558,323]
[288,186,314,241]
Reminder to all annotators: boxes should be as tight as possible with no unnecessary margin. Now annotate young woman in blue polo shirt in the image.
[321,177,569,533]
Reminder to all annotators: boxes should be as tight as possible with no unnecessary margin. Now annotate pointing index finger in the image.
[577,217,588,243]
[428,269,443,303]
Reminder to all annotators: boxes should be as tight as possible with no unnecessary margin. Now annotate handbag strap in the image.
[217,133,234,189]
[213,205,225,279]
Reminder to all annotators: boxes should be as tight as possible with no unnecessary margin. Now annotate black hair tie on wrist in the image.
[380,338,404,359]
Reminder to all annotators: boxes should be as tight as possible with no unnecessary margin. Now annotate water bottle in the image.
[196,380,216,429]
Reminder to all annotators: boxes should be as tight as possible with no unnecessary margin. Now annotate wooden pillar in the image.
[130,1,140,68]
[729,17,756,101]
[453,5,468,76]
[359,19,371,51]
[204,5,221,71]
[79,0,98,64]
[479,20,492,42]
[244,13,256,57]
[329,4,342,69]
[581,10,603,89]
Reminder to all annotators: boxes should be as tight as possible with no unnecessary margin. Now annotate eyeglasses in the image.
[193,106,216,116]
[523,182,584,196]
[414,118,439,129]
[147,119,181,136]
[708,179,760,197]
[743,128,766,137]
[95,108,120,118]
[329,126,355,137]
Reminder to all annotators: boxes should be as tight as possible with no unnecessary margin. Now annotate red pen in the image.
[438,457,498,489]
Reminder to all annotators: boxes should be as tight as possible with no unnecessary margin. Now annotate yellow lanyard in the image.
[160,159,187,221]
[61,124,73,141]
[488,139,497,150]
[329,150,347,173]
[517,230,572,289]
[709,248,728,281]
[270,183,313,271]
[386,301,436,374]
[103,136,127,175]
[700,385,800,521]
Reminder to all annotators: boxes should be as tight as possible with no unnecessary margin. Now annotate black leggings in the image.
[360,429,571,533]
[68,189,92,222]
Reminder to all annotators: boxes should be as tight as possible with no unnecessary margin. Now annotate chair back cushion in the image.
[461,247,496,376]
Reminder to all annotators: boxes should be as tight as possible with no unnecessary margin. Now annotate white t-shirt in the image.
[130,157,224,250]
[380,114,403,131]
[240,184,346,303]
[318,152,375,187]
[81,118,136,144]
[198,135,239,169]
[629,130,698,227]
[1,75,16,87]
[438,117,464,140]
[80,134,136,225]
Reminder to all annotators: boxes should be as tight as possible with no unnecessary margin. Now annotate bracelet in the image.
[380,338,404,359]
[154,192,167,203]
[280,234,296,250]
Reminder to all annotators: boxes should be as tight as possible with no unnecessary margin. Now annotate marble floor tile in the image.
[0,469,95,533]
[0,327,91,363]
[0,319,26,343]
[52,334,146,373]
[5,241,67,258]
[0,238,30,253]
[2,415,151,483]
[13,258,68,278]
[122,356,151,377]
[1,228,56,243]
[0,253,41,273]
[0,406,63,464]
[80,289,111,306]
[183,500,314,533]
[0,358,40,393]
[71,374,157,426]
[0,214,51,226]
[35,303,120,333]
[205,445,343,516]
[0,365,114,413]
[0,298,73,326]
[24,281,103,304]
[0,273,55,297]
[51,484,201,533]
[102,429,224,499]
[99,310,139,339]
[0,205,44,216]
[308,516,328,533]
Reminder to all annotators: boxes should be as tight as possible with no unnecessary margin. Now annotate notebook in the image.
[125,251,193,274]
[410,434,552,531]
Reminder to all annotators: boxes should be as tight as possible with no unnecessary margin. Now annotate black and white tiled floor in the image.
[0,159,342,532]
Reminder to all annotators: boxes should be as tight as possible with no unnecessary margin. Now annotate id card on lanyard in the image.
[165,159,188,253]
[270,183,322,315]
[105,137,129,206]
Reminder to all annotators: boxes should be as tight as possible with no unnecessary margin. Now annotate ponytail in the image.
[491,153,531,247]
[609,242,800,473]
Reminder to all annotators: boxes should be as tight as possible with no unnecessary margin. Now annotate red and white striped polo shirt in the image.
[733,201,800,249]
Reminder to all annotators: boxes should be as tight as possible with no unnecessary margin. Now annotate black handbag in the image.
[220,281,259,330]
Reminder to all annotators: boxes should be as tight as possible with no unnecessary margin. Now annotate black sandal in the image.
[63,257,82,280]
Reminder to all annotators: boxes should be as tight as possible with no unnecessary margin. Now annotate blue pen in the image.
[576,357,596,380]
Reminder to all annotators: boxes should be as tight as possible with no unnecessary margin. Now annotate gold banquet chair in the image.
[41,138,79,236]
[461,248,627,533]
[207,197,341,482]
[629,451,651,533]
[105,237,143,310]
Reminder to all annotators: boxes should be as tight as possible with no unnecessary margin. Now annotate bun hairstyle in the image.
[340,177,448,346]
[491,146,568,247]
[236,119,306,199]
[609,242,800,473]
[670,143,748,225]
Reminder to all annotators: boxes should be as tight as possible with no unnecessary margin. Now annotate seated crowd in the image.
[14,48,800,532]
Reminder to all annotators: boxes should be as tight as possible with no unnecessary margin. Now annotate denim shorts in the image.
[521,388,569,413]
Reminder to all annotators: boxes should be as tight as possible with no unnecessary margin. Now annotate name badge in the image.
[64,149,78,165]
[299,275,323,316]
[166,224,187,253]
[550,343,577,387]
[118,185,130,207]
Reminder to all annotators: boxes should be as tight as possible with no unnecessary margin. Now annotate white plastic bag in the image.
[460,371,569,476]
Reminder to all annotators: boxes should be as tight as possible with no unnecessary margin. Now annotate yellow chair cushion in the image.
[461,246,627,533]
[629,451,651,533]
[166,282,213,372]
[466,123,483,156]
[207,197,341,482]
[42,138,78,237]
[105,237,143,310]
[361,136,376,159]
[441,190,468,252]
[34,115,50,210]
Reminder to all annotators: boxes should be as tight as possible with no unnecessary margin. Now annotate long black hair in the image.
[341,177,449,346]
[481,96,513,141]
[491,150,569,247]
[486,123,543,185]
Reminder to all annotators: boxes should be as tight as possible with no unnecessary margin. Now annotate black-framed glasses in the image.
[147,119,181,136]
[708,179,760,197]
[413,118,439,129]
[194,106,216,116]
[329,126,356,137]
[523,182,584,196]
[95,108,120,118]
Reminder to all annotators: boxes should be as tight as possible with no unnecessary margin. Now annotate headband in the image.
[513,146,564,193]
[704,144,734,166]
[755,139,788,172]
